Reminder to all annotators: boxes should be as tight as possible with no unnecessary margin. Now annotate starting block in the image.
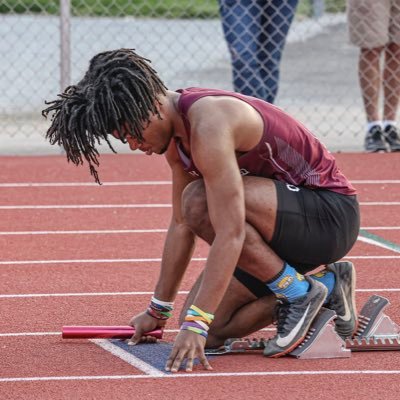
[205,295,400,359]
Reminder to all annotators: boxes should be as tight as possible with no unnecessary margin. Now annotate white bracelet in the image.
[151,296,174,309]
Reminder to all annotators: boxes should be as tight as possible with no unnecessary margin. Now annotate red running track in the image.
[0,153,400,400]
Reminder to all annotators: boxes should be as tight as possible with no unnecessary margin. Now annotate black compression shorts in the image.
[234,180,360,298]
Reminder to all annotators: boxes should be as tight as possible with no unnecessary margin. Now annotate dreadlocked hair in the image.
[42,48,168,184]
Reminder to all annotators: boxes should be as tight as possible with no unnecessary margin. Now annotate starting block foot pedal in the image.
[205,337,266,356]
[354,295,400,339]
[289,308,351,359]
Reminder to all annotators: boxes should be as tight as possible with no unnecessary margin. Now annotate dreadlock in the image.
[42,48,168,184]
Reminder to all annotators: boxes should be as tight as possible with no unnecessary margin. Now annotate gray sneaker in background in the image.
[325,261,358,339]
[383,125,400,152]
[263,277,327,357]
[364,125,388,152]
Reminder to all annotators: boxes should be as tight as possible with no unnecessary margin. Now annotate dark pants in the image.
[219,0,299,103]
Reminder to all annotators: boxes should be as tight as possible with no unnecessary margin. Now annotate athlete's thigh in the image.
[242,175,278,242]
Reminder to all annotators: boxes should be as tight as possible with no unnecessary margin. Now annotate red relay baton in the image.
[62,326,163,340]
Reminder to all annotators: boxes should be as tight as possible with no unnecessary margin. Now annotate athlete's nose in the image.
[126,136,141,151]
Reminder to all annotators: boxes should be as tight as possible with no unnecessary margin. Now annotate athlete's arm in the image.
[165,98,247,372]
[188,101,246,313]
[153,144,198,301]
[128,143,197,344]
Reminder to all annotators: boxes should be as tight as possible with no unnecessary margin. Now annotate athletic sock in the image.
[266,263,310,302]
[310,270,335,300]
[366,121,382,132]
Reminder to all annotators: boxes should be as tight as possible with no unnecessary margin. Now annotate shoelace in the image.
[274,299,291,335]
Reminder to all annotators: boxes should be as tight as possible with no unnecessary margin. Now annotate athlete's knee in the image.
[181,180,209,230]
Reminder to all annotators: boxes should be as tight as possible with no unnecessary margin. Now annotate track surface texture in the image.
[1,152,400,400]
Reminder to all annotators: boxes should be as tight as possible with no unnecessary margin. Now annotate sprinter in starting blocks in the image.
[204,295,400,359]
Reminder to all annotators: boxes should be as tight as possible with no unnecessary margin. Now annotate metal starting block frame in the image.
[205,295,400,359]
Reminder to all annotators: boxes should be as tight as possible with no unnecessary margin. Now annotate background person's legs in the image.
[359,47,388,152]
[219,0,266,98]
[381,42,400,151]
[259,0,298,103]
[359,47,383,123]
[383,42,400,121]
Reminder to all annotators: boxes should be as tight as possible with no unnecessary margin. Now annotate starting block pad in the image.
[205,295,400,359]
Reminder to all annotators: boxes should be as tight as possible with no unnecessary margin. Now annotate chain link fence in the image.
[0,0,388,153]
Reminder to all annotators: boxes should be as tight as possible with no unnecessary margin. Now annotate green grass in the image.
[1,0,346,19]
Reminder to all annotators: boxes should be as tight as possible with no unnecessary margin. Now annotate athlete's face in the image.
[112,114,170,156]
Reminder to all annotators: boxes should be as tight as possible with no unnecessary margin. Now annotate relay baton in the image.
[62,326,163,339]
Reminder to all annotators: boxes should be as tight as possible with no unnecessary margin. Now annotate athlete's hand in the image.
[165,330,212,372]
[128,311,166,345]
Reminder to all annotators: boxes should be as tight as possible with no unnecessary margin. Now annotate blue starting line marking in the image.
[111,340,173,372]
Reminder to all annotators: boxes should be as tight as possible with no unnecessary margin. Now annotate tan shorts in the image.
[347,0,400,48]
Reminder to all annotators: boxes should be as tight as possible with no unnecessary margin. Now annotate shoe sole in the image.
[331,261,358,338]
[267,335,309,358]
[365,148,388,153]
[348,262,358,338]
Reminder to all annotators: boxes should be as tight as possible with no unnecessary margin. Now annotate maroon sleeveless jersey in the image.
[175,87,356,196]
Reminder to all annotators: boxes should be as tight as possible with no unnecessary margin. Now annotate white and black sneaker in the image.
[364,125,388,152]
[325,261,358,339]
[263,278,327,357]
[383,125,400,152]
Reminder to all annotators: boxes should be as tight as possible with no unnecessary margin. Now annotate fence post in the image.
[60,0,71,91]
[311,0,325,19]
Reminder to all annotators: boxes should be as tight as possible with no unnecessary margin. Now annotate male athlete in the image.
[43,49,360,373]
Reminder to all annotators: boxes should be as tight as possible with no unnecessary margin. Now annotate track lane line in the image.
[0,229,168,235]
[0,179,399,188]
[0,226,398,235]
[0,327,277,337]
[2,369,400,382]
[0,204,172,210]
[0,202,399,210]
[0,288,399,299]
[0,181,172,188]
[0,257,206,265]
[1,255,400,266]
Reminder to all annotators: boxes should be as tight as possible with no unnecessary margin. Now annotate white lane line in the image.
[0,327,276,337]
[0,204,172,210]
[1,255,400,266]
[0,332,60,337]
[1,370,400,382]
[0,202,398,210]
[0,229,168,235]
[1,288,399,299]
[90,339,165,377]
[0,227,399,236]
[0,290,189,299]
[357,236,400,254]
[347,255,400,259]
[0,258,206,265]
[0,181,172,188]
[361,227,400,230]
[351,180,400,184]
[0,179,399,188]
[360,202,400,206]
